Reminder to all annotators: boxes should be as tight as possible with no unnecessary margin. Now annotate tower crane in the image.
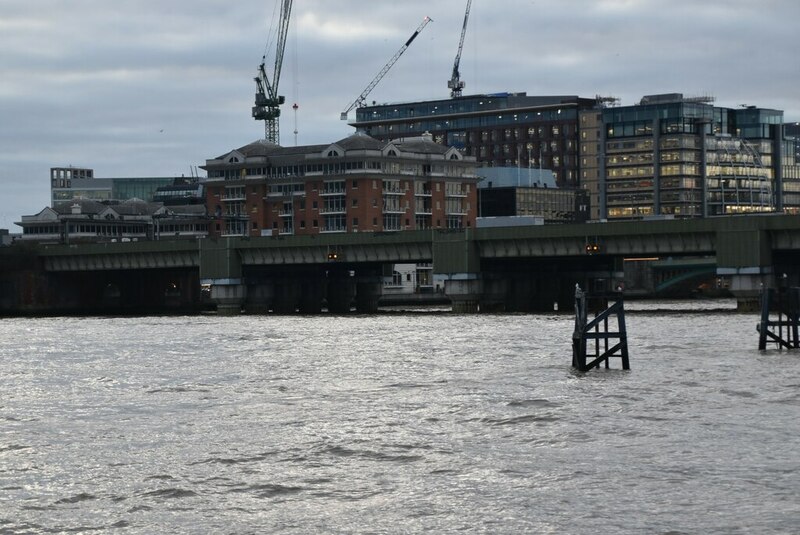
[448,0,472,98]
[253,0,293,144]
[340,16,432,121]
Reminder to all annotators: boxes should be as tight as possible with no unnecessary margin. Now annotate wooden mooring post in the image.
[572,285,630,371]
[757,286,800,350]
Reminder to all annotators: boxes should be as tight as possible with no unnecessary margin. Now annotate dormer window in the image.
[388,149,397,157]
[449,153,459,160]
[327,150,340,157]
[228,156,240,164]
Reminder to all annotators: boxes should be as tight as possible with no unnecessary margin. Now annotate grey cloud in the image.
[1,0,798,227]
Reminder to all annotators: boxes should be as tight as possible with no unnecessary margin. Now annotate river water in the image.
[1,302,798,534]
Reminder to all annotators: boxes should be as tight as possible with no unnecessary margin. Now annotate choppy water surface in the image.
[1,307,798,534]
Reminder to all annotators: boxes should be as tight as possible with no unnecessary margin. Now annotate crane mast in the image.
[448,0,472,98]
[340,16,432,121]
[253,0,293,144]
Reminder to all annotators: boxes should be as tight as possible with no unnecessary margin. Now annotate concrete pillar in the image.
[445,278,482,313]
[210,282,246,315]
[729,272,773,312]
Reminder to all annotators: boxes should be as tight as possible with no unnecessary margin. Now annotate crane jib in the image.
[405,31,420,47]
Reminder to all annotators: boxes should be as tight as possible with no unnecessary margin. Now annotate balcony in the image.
[319,205,346,215]
[320,189,346,197]
[279,209,293,218]
[383,186,405,195]
[382,203,405,214]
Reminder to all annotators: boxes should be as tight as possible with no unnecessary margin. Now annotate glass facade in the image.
[50,171,177,206]
[599,95,785,219]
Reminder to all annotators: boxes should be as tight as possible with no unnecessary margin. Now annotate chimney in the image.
[71,203,81,215]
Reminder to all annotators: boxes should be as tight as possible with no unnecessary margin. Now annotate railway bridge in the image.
[3,214,800,314]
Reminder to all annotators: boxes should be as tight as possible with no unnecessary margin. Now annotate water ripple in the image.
[0,312,797,534]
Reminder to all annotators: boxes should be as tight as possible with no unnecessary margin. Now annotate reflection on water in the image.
[0,307,797,534]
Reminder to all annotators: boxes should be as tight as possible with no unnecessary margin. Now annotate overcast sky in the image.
[2,0,799,228]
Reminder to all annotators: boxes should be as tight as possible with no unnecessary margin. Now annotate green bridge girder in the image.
[31,214,800,278]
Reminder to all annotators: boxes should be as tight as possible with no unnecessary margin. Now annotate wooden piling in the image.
[757,287,800,350]
[572,285,630,371]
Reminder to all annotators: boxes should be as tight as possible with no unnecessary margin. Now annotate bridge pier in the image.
[209,280,246,315]
[445,276,482,313]
[725,271,774,312]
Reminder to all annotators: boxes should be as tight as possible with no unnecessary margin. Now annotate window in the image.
[352,198,358,207]
[352,217,359,227]
[313,219,318,228]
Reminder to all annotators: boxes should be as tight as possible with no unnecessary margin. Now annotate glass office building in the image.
[50,167,182,205]
[580,94,797,220]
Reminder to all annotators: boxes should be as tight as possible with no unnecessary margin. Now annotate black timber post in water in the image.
[757,286,800,350]
[572,285,630,372]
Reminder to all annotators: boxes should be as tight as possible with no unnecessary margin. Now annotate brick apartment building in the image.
[203,132,479,237]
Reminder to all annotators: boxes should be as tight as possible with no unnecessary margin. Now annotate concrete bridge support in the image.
[727,271,774,312]
[210,281,246,316]
[445,277,482,313]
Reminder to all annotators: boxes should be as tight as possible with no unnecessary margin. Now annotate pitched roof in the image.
[334,132,385,151]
